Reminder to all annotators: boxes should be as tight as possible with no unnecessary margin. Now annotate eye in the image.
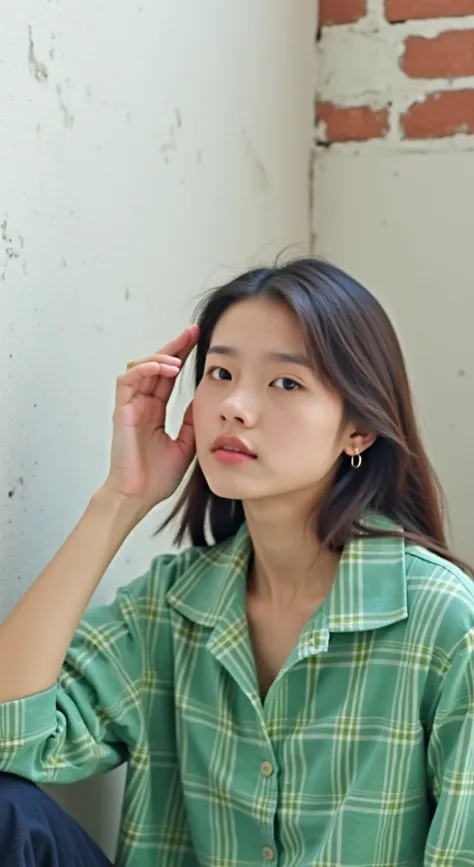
[208,366,232,381]
[272,377,301,391]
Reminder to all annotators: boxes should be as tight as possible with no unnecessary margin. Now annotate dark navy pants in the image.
[0,773,113,866]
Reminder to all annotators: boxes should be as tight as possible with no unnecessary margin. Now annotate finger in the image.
[157,324,199,360]
[175,401,195,458]
[154,326,199,403]
[127,353,183,370]
[116,362,180,403]
[120,362,180,384]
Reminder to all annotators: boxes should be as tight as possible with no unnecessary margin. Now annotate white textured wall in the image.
[0,0,315,856]
[313,0,474,562]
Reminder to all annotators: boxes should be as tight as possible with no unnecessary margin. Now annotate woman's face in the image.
[193,296,355,504]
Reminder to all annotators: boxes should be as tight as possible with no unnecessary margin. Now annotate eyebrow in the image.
[207,344,313,369]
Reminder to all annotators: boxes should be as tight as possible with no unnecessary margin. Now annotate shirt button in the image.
[262,846,275,861]
[260,760,274,777]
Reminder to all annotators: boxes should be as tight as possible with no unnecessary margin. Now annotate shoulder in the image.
[405,544,474,656]
[119,531,243,610]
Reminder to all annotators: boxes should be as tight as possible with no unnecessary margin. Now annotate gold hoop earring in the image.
[351,450,362,469]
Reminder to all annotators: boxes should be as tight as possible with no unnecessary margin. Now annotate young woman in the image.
[0,258,473,867]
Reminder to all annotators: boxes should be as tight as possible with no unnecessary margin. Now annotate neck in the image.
[243,489,340,605]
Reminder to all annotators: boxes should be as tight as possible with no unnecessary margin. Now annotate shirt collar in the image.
[166,510,408,633]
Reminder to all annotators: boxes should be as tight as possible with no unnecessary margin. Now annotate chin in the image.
[202,468,266,502]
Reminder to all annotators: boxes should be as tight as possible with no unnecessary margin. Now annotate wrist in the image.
[91,482,150,531]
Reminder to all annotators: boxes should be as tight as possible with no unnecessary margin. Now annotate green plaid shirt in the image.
[1,511,474,867]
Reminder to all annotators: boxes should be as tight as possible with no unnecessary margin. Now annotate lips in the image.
[211,435,257,457]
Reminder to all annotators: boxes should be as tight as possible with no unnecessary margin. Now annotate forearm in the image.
[0,484,144,702]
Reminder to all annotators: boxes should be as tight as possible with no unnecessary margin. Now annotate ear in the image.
[342,427,377,460]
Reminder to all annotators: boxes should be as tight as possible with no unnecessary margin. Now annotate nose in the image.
[220,388,258,427]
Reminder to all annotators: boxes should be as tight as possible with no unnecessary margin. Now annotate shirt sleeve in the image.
[425,629,474,865]
[0,571,151,784]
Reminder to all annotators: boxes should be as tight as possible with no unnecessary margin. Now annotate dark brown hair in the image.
[161,258,471,574]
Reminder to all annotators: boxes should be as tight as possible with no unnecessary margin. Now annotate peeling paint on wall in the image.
[315,0,474,151]
[241,129,270,192]
[159,107,183,162]
[56,84,74,128]
[1,218,24,282]
[28,26,49,83]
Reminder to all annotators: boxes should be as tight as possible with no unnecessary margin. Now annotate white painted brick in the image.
[318,28,398,100]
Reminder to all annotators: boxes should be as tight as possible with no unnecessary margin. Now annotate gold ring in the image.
[126,360,136,371]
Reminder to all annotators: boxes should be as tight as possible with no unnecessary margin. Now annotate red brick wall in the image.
[316,1,474,144]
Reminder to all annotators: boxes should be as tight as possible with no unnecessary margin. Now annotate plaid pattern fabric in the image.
[1,511,474,867]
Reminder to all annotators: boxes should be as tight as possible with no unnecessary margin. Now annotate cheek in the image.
[192,384,215,442]
[192,388,205,433]
[271,403,342,450]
